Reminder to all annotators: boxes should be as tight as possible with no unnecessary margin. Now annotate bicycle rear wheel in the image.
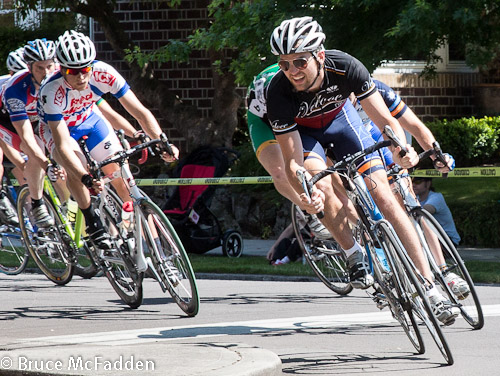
[98,198,144,308]
[17,186,74,285]
[377,220,454,365]
[414,208,484,329]
[291,204,353,296]
[139,199,200,317]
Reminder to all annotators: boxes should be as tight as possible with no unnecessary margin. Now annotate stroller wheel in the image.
[222,230,243,258]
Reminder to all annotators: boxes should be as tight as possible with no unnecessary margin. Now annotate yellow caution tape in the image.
[410,167,500,178]
[135,176,274,186]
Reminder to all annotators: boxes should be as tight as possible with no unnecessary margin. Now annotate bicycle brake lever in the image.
[384,125,408,157]
[297,169,324,219]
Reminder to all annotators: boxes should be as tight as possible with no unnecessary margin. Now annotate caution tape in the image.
[410,167,500,178]
[135,176,274,186]
[8,168,499,189]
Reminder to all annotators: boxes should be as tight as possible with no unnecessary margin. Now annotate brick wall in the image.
[373,72,482,122]
[93,1,491,144]
[92,0,212,149]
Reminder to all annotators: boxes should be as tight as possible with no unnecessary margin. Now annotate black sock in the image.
[32,198,43,208]
[81,205,102,234]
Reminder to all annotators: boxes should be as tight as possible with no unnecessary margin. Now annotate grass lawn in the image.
[430,177,500,204]
[189,254,500,284]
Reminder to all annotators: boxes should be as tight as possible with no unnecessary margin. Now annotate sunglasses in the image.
[278,55,313,72]
[63,65,93,76]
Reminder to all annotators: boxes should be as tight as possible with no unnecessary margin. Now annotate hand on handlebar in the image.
[159,143,179,163]
[393,144,419,168]
[433,152,455,173]
[299,188,325,215]
[81,173,104,192]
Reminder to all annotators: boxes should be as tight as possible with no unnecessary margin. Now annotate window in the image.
[374,41,477,74]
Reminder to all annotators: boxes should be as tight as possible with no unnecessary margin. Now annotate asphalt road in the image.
[1,273,499,375]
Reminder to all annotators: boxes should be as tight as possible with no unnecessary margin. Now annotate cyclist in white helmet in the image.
[6,47,28,74]
[38,30,178,249]
[267,16,458,324]
[1,38,57,227]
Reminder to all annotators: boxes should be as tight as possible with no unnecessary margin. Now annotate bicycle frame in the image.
[43,177,86,250]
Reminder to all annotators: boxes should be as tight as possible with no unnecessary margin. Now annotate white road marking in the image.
[22,304,500,346]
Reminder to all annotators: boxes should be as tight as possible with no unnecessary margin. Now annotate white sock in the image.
[343,241,364,258]
[426,285,439,297]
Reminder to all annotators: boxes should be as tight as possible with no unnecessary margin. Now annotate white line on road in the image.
[21,304,500,347]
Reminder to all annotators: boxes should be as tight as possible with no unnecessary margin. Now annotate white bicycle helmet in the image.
[270,16,325,56]
[6,47,28,72]
[56,30,96,68]
[23,38,56,63]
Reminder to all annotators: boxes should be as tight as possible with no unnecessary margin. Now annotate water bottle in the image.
[121,201,134,232]
[375,246,390,271]
[67,197,78,223]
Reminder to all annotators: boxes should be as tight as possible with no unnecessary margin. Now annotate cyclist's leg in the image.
[85,116,130,202]
[301,135,373,289]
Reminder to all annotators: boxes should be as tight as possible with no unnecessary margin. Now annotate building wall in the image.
[373,72,482,122]
[92,0,489,146]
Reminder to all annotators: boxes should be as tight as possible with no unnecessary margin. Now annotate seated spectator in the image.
[412,177,461,245]
[267,224,302,265]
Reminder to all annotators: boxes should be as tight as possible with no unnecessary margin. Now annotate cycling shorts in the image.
[299,100,385,174]
[40,112,122,162]
[247,112,278,158]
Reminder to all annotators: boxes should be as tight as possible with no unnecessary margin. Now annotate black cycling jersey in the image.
[267,49,376,134]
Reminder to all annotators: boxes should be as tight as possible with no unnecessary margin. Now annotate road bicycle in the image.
[299,137,454,365]
[385,133,484,330]
[81,133,200,316]
[291,203,353,295]
[17,173,98,285]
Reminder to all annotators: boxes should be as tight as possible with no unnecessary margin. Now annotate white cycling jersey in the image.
[38,60,130,128]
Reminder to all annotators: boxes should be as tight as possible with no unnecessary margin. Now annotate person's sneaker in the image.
[305,213,332,240]
[88,228,114,250]
[427,290,460,326]
[32,202,54,228]
[444,272,470,299]
[0,194,19,226]
[346,250,374,289]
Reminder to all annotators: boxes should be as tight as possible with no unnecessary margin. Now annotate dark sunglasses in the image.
[278,55,313,72]
[63,65,93,76]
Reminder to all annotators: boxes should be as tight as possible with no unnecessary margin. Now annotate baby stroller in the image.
[163,145,243,257]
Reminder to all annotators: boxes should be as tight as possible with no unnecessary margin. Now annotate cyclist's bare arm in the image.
[97,99,137,138]
[117,90,179,161]
[12,119,49,170]
[359,92,418,168]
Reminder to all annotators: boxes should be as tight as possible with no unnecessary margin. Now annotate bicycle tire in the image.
[139,198,200,317]
[291,204,353,296]
[0,186,28,275]
[17,186,74,285]
[73,242,99,279]
[97,197,144,308]
[378,220,454,365]
[413,208,484,330]
[369,221,425,355]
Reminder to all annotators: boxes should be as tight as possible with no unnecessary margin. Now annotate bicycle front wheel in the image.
[17,186,74,285]
[0,227,29,275]
[98,197,144,308]
[377,221,454,365]
[414,208,484,329]
[139,199,199,317]
[291,204,353,295]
